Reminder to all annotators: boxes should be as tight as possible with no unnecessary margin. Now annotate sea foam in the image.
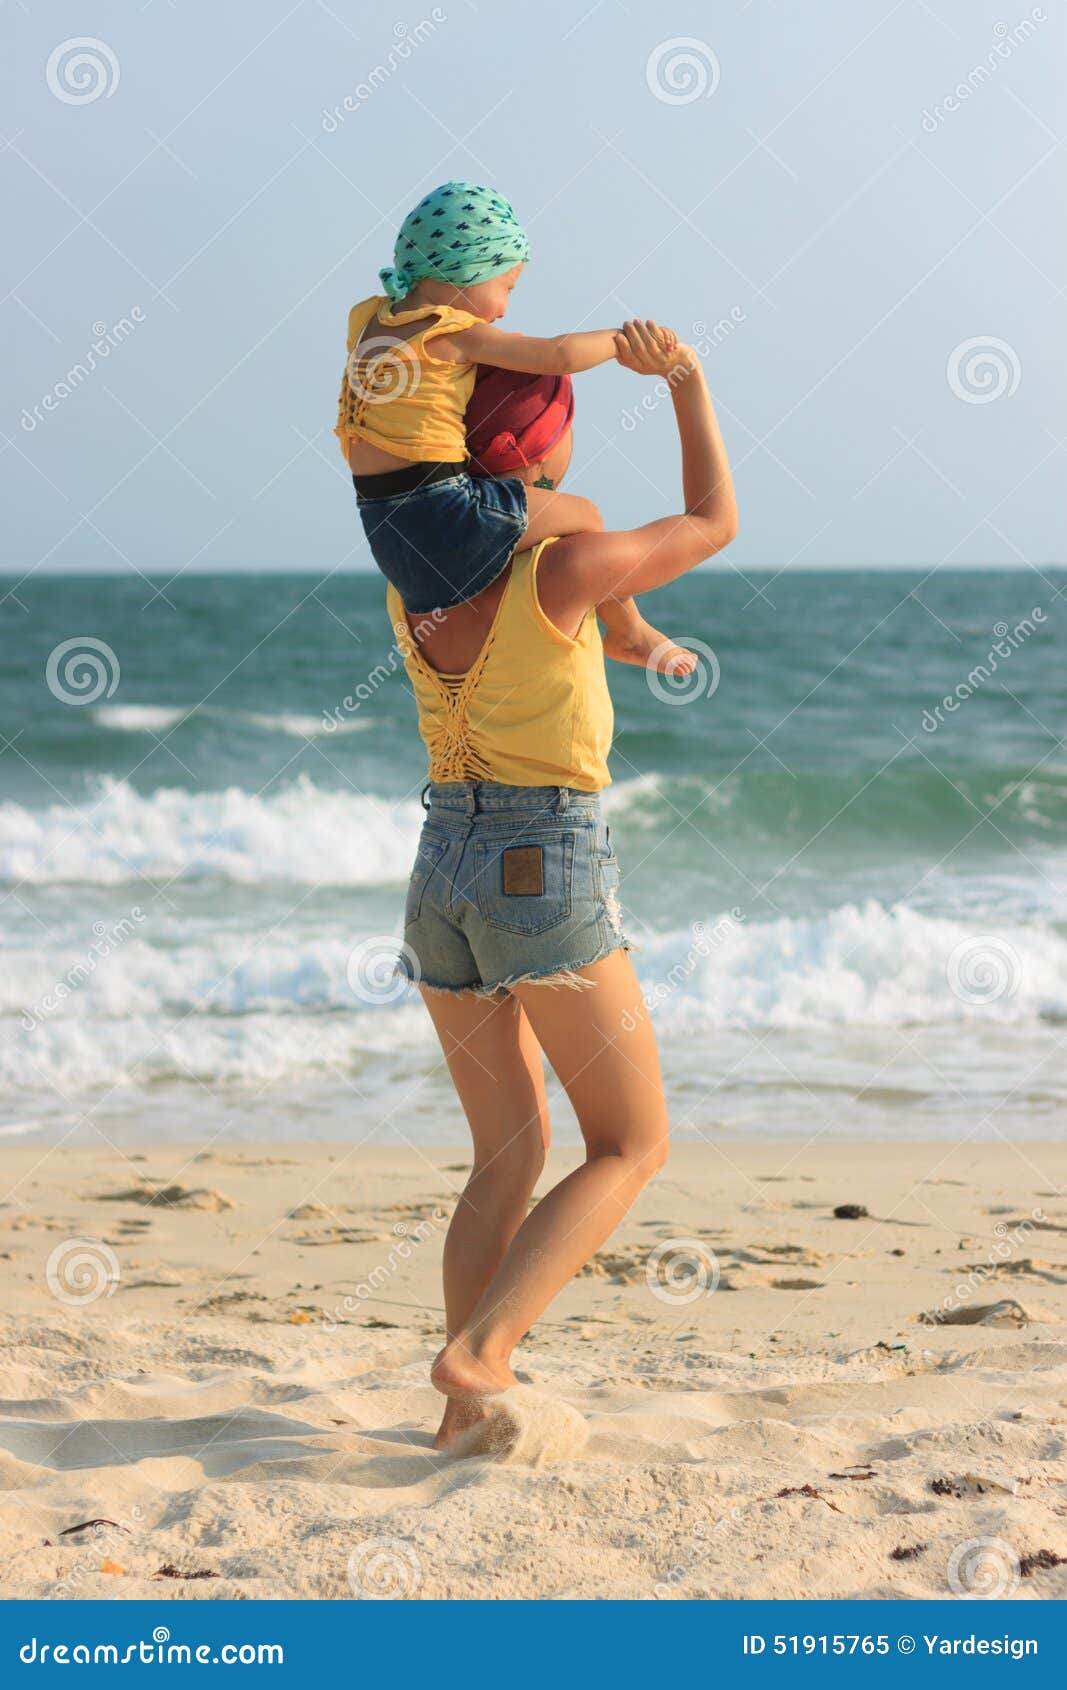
[0,777,423,886]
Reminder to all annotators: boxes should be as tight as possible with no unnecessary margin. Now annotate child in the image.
[336,180,692,672]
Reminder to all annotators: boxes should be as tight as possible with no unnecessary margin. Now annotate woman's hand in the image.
[614,319,691,377]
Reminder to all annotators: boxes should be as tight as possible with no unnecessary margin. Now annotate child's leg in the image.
[598,595,698,676]
[519,486,695,676]
[516,485,604,550]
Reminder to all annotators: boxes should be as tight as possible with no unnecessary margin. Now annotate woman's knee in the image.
[645,1129,670,1176]
[585,1117,669,1181]
[634,1126,669,1180]
[471,1128,546,1190]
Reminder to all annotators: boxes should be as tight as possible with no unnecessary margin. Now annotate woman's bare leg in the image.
[431,948,668,1401]
[418,986,550,1446]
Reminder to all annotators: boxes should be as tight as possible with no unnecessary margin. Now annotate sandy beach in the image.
[1,1139,1065,1601]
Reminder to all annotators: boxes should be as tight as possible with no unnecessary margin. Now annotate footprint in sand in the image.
[97,1184,234,1213]
[385,1201,447,1222]
[193,1152,298,1167]
[918,1298,1056,1328]
[732,1244,831,1267]
[286,1227,393,1246]
[719,1264,824,1291]
[959,1257,1067,1286]
[989,1212,1067,1234]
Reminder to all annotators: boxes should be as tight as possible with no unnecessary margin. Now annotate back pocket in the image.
[472,832,575,935]
[404,834,448,926]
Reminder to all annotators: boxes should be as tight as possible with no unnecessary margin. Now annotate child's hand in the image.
[614,319,688,377]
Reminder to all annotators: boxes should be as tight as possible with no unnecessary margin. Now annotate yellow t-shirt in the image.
[335,296,481,464]
[388,540,614,792]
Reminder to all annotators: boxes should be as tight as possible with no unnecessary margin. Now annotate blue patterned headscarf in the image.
[379,181,529,302]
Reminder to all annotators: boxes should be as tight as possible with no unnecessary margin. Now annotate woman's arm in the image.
[540,322,737,626]
[432,322,620,376]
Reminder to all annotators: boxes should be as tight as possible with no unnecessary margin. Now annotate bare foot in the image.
[431,1339,516,1402]
[602,617,697,675]
[432,1396,491,1451]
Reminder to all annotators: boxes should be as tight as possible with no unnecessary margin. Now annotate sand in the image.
[1,1140,1066,1601]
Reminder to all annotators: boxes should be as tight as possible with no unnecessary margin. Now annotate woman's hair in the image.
[465,367,574,478]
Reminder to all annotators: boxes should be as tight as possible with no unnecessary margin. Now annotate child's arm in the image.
[432,322,620,376]
[539,323,737,628]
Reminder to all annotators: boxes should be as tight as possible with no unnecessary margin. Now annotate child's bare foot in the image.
[432,1396,492,1450]
[431,1339,516,1402]
[602,615,697,676]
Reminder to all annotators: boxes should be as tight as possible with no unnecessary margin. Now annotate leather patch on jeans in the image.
[502,845,544,896]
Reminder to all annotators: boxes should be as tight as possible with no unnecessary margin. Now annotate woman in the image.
[390,321,738,1449]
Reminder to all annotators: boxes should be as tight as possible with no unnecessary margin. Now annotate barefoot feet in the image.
[601,615,697,676]
[431,1342,516,1449]
[432,1395,491,1451]
[431,1339,516,1403]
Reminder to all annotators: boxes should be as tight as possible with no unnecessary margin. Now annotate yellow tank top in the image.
[388,540,614,792]
[335,295,481,464]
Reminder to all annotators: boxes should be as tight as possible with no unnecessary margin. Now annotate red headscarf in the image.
[465,366,574,477]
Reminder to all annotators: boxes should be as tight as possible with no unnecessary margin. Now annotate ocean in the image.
[1,567,1064,1146]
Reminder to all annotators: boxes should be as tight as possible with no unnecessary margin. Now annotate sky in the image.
[3,0,1064,576]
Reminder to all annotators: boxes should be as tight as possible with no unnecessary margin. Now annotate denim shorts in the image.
[399,782,631,995]
[356,471,528,613]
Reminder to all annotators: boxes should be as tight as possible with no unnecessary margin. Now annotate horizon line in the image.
[2,561,1064,580]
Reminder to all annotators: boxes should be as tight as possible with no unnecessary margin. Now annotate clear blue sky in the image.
[3,0,1064,574]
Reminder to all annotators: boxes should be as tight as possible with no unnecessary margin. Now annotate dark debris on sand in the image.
[152,1564,220,1581]
[1019,1550,1066,1578]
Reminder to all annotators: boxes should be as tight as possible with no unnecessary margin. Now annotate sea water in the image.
[1,567,1063,1145]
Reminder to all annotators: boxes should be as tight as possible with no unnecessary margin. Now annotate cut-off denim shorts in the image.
[356,471,528,613]
[399,782,631,995]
